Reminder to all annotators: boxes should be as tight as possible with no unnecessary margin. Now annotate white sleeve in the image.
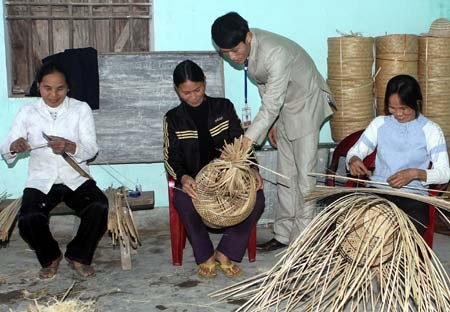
[423,122,450,185]
[345,117,384,169]
[0,106,29,164]
[71,103,99,162]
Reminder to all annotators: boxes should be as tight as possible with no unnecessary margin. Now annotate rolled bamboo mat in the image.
[330,118,372,142]
[419,37,450,135]
[375,34,419,116]
[328,36,374,142]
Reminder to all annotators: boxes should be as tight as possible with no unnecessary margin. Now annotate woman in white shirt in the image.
[347,74,450,235]
[0,62,108,279]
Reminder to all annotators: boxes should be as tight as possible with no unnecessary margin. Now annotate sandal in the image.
[39,255,63,280]
[197,263,217,279]
[216,262,242,278]
[66,258,95,278]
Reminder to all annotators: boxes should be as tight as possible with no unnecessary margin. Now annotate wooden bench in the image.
[0,191,154,270]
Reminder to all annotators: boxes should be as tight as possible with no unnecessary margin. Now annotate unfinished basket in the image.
[192,138,257,228]
[211,193,450,311]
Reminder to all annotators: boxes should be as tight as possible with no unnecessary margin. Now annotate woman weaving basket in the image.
[163,60,265,279]
[347,74,450,235]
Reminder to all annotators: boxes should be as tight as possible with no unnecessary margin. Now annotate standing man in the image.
[212,12,334,251]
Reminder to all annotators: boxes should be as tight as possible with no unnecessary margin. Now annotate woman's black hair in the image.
[36,62,71,89]
[173,60,205,87]
[384,74,422,117]
[211,12,249,49]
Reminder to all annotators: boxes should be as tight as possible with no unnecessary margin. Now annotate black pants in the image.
[376,194,428,236]
[18,180,108,267]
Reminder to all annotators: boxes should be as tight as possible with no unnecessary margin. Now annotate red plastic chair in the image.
[325,130,447,249]
[167,176,257,266]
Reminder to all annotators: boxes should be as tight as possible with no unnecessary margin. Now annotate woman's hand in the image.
[268,127,277,148]
[47,136,76,155]
[181,174,198,199]
[348,156,372,177]
[10,137,30,154]
[252,168,264,190]
[387,168,422,188]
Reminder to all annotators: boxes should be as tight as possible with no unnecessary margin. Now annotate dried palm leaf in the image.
[210,193,450,311]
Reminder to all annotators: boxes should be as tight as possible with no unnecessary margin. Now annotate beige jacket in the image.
[245,28,333,144]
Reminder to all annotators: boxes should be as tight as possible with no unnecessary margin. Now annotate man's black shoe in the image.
[256,238,287,251]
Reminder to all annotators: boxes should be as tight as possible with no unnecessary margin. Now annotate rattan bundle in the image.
[327,36,374,142]
[211,193,450,311]
[419,36,450,136]
[192,137,257,228]
[375,34,419,115]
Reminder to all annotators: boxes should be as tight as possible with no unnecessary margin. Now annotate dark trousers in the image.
[174,189,265,264]
[378,194,428,235]
[18,180,108,267]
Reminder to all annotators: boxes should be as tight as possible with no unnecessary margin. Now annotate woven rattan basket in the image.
[193,158,257,228]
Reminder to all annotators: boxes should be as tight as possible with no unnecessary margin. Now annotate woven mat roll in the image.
[419,37,450,58]
[328,79,373,118]
[330,118,372,142]
[418,37,450,135]
[328,36,374,59]
[376,34,418,60]
[375,34,419,116]
[328,36,374,142]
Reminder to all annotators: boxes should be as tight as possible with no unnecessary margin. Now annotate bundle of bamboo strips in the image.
[106,187,140,249]
[0,196,21,243]
[210,193,450,311]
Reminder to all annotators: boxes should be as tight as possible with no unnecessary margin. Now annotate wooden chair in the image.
[167,176,257,266]
[325,130,447,249]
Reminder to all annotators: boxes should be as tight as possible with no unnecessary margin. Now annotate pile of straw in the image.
[418,36,450,136]
[210,193,450,311]
[0,194,21,244]
[106,187,140,250]
[327,35,374,142]
[193,137,257,228]
[375,34,419,115]
[27,298,95,312]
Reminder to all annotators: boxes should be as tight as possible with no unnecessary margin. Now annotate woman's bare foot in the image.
[215,251,242,278]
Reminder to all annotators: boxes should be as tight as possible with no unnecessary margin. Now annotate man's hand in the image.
[387,169,420,188]
[348,156,372,177]
[252,168,264,190]
[268,127,277,148]
[242,136,253,149]
[181,175,198,199]
[47,136,76,155]
[10,138,30,154]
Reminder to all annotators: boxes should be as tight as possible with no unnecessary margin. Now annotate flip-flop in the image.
[216,262,242,278]
[66,258,95,278]
[39,254,63,280]
[197,263,217,278]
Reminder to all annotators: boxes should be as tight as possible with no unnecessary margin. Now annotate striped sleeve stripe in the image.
[210,120,229,136]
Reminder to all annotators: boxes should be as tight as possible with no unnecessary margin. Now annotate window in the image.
[5,0,153,95]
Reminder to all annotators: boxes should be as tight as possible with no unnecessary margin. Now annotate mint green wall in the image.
[0,1,444,205]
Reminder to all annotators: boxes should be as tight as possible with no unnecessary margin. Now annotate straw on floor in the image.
[210,193,450,311]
